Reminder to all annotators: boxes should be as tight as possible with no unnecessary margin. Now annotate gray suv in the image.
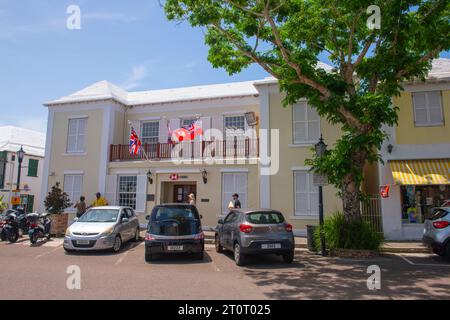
[423,207,450,260]
[215,209,295,266]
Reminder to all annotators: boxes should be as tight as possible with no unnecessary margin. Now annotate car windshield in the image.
[149,206,200,236]
[77,209,119,223]
[246,211,285,224]
[152,206,199,221]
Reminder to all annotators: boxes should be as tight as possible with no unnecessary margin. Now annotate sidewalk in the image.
[203,231,431,254]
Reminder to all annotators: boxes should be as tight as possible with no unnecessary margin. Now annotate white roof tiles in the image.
[0,126,46,157]
[44,59,448,107]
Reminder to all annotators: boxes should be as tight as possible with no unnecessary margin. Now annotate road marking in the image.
[397,254,450,267]
[34,246,62,260]
[114,250,130,266]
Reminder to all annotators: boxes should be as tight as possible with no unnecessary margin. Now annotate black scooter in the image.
[1,209,30,243]
[27,213,52,244]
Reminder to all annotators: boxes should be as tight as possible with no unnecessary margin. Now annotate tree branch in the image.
[395,46,442,79]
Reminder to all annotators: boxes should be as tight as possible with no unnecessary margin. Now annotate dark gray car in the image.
[215,209,295,266]
[423,207,450,260]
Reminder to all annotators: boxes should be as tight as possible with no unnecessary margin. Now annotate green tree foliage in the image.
[164,0,449,220]
[44,182,72,214]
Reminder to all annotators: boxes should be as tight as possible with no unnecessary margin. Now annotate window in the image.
[63,174,83,205]
[181,118,196,127]
[294,171,319,216]
[222,173,247,212]
[118,176,137,209]
[413,91,444,126]
[27,159,38,177]
[141,121,159,144]
[67,118,87,153]
[293,101,320,143]
[224,115,246,139]
[0,151,6,189]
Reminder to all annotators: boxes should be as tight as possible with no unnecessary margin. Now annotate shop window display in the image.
[401,185,450,223]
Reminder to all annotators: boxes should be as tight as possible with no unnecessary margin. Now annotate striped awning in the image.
[389,159,450,185]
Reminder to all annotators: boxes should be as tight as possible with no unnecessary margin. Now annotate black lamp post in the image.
[314,136,327,256]
[16,146,25,192]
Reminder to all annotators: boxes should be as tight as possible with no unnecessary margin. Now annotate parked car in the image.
[144,204,204,262]
[63,206,140,253]
[215,209,295,266]
[423,207,450,260]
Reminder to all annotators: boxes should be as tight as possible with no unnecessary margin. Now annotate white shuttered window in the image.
[67,118,87,153]
[294,171,319,216]
[413,91,443,126]
[293,102,320,144]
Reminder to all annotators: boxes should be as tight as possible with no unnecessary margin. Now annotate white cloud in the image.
[121,64,150,90]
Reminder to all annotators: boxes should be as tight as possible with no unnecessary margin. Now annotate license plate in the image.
[167,245,184,251]
[261,243,281,249]
[76,240,90,245]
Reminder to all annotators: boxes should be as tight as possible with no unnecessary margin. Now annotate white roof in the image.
[427,58,450,81]
[0,126,46,157]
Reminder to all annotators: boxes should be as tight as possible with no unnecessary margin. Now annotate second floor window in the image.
[67,118,87,153]
[413,91,444,126]
[141,121,159,144]
[27,159,39,177]
[224,115,245,139]
[293,102,320,144]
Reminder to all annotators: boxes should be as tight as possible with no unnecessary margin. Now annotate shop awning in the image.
[389,159,450,185]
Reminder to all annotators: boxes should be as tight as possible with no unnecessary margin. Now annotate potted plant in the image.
[44,182,72,237]
[0,195,7,214]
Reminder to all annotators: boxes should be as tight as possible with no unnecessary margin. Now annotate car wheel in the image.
[444,243,450,262]
[282,251,295,264]
[145,249,153,262]
[234,243,246,266]
[132,228,140,242]
[30,234,38,245]
[215,234,223,253]
[112,235,122,253]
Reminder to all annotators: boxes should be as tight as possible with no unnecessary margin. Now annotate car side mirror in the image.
[218,219,224,224]
[73,217,79,222]
[121,217,129,223]
[145,215,150,221]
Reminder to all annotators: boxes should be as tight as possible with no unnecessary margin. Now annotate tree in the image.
[44,182,72,214]
[163,0,449,221]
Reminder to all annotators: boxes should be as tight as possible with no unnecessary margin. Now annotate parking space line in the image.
[34,246,62,260]
[114,250,130,266]
[396,253,450,267]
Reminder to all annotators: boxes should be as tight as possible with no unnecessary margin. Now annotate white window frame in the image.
[294,171,319,217]
[66,118,87,153]
[221,172,248,213]
[141,121,160,144]
[63,174,83,211]
[412,91,444,127]
[117,175,138,210]
[181,118,197,127]
[292,102,320,144]
[224,115,247,139]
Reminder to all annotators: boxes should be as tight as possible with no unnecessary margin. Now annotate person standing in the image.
[227,193,241,210]
[88,192,108,209]
[188,193,196,206]
[74,196,87,218]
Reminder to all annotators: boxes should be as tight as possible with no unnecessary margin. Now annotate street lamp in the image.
[16,146,25,191]
[314,135,327,256]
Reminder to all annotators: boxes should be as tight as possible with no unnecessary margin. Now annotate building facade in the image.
[0,126,45,212]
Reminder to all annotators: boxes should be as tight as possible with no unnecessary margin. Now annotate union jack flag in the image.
[129,127,142,155]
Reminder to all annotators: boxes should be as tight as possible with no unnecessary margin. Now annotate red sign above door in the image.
[170,173,179,181]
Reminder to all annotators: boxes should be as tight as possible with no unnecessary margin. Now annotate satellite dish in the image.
[245,112,258,126]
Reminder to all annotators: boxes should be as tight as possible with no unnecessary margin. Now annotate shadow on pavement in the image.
[64,239,144,256]
[241,251,450,299]
[222,250,306,269]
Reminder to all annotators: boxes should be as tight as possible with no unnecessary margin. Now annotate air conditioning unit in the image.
[244,112,258,127]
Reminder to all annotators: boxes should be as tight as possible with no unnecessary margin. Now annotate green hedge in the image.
[314,212,384,251]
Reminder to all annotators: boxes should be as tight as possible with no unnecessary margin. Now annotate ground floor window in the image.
[118,176,137,209]
[294,171,319,216]
[63,174,83,205]
[222,173,247,212]
[400,185,450,224]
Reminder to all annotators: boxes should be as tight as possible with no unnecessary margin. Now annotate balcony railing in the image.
[110,138,259,162]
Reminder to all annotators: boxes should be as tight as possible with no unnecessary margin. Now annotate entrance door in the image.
[173,184,197,203]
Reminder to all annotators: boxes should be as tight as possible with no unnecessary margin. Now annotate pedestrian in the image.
[87,192,108,209]
[188,193,196,206]
[227,193,241,210]
[74,196,87,218]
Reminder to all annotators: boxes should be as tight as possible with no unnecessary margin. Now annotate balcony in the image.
[109,138,259,162]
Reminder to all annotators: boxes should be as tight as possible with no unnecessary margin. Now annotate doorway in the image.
[173,184,197,203]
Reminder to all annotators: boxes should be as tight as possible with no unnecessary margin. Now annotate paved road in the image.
[0,235,449,300]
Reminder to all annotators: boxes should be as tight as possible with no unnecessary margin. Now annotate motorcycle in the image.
[1,208,30,243]
[27,213,52,244]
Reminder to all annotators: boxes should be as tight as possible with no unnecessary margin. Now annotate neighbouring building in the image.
[40,58,449,239]
[0,126,45,212]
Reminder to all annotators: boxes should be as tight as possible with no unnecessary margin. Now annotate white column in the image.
[258,84,271,208]
[39,108,54,212]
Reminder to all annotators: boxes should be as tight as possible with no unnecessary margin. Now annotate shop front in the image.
[381,159,450,240]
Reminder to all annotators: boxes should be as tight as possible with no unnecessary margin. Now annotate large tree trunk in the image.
[342,174,362,223]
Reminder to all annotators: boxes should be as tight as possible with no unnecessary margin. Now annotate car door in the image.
[128,208,139,238]
[118,209,132,241]
[222,212,236,250]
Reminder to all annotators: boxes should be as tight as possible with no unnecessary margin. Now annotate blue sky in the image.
[0,0,448,134]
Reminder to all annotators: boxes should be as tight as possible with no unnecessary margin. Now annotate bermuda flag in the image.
[129,127,142,155]
[171,120,203,142]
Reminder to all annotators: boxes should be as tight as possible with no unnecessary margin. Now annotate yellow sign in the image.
[11,191,20,205]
